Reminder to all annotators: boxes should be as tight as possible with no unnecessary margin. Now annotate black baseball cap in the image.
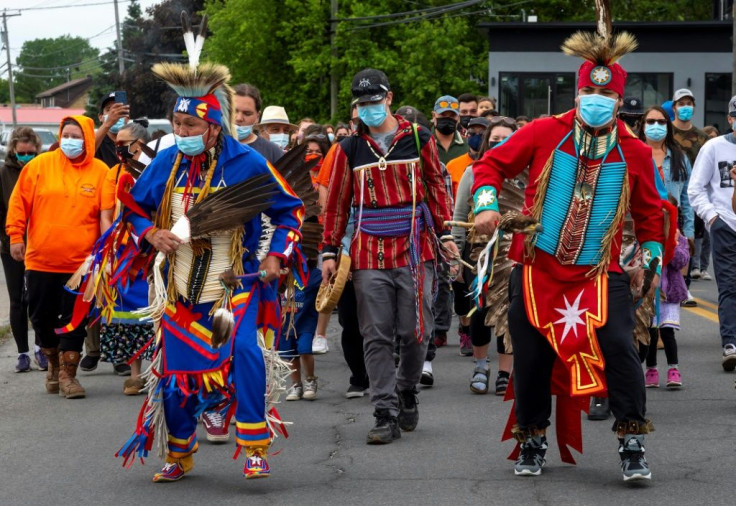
[351,68,390,104]
[620,96,644,116]
[99,92,116,114]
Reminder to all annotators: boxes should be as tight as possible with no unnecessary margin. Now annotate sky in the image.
[0,0,162,67]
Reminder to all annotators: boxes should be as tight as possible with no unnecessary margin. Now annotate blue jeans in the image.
[693,230,711,271]
[710,218,736,347]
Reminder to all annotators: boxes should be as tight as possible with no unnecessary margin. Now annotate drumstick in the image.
[444,220,474,229]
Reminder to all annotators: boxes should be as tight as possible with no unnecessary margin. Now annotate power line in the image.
[333,0,481,23]
[345,0,483,31]
[18,0,132,11]
[19,56,103,71]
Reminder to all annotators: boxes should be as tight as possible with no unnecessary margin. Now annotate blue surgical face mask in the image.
[236,125,253,141]
[16,153,36,165]
[578,93,618,128]
[328,132,335,143]
[358,103,387,128]
[175,132,206,156]
[270,133,289,150]
[676,105,694,122]
[60,138,84,160]
[644,123,667,142]
[104,115,126,134]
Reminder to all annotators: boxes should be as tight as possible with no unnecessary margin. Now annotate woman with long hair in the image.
[638,105,694,389]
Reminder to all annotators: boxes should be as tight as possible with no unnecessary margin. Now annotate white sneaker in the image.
[286,383,303,401]
[701,271,712,281]
[312,335,329,354]
[691,268,701,279]
[303,377,318,400]
[420,361,434,386]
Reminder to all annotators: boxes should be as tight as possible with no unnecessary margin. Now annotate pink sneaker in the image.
[666,367,682,389]
[644,368,659,388]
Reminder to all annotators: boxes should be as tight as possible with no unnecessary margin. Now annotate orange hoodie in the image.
[6,115,114,273]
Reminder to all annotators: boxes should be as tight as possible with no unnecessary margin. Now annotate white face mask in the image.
[270,133,289,149]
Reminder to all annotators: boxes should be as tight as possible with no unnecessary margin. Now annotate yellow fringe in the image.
[524,151,555,261]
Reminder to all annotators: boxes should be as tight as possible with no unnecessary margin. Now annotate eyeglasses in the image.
[645,119,668,125]
[437,101,459,110]
[15,151,37,156]
[488,116,517,128]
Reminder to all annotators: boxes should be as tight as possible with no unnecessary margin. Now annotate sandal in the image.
[470,365,490,394]
[495,372,510,396]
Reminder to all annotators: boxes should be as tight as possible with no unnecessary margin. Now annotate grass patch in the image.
[0,324,11,343]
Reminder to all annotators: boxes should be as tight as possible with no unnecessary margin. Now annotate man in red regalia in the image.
[472,26,664,482]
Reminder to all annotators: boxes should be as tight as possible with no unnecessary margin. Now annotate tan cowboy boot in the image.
[41,347,60,394]
[58,351,86,399]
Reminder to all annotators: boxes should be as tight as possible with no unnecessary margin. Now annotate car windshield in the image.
[34,130,57,144]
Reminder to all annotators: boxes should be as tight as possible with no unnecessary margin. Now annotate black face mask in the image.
[459,115,472,129]
[116,143,136,163]
[467,133,483,152]
[435,117,458,135]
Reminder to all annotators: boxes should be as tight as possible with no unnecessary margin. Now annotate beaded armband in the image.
[473,186,499,214]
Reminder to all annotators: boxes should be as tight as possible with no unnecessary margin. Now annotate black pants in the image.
[1,253,32,353]
[646,327,678,367]
[337,280,369,389]
[26,270,87,352]
[508,267,646,430]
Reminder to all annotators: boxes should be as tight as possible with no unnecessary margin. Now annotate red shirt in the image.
[322,117,453,270]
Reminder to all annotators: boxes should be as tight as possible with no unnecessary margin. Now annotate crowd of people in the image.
[3,15,736,488]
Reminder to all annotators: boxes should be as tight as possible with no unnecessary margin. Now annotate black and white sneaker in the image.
[514,435,548,476]
[722,344,736,372]
[619,434,651,482]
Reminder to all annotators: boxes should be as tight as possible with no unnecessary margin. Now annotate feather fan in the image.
[185,173,279,237]
[272,143,321,219]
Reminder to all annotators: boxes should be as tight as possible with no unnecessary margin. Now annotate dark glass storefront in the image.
[705,73,732,133]
[499,72,575,119]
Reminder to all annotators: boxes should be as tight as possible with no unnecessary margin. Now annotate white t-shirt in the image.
[688,134,736,233]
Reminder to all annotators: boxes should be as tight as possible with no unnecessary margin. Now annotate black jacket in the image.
[0,155,23,254]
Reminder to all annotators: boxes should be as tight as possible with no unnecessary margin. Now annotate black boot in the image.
[397,388,419,431]
[366,409,400,445]
[587,397,611,421]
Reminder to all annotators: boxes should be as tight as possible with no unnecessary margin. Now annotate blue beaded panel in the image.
[535,148,627,266]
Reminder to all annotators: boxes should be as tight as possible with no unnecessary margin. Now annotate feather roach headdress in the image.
[151,12,234,136]
[560,0,637,96]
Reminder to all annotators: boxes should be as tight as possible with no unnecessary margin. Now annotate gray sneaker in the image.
[514,435,548,476]
[722,344,736,372]
[619,434,651,481]
[286,383,303,401]
[302,377,318,400]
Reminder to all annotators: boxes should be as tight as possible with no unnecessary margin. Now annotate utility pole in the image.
[1,9,21,129]
[114,0,125,74]
[329,0,338,121]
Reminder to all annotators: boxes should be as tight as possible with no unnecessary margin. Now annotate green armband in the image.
[641,241,663,276]
[473,186,499,214]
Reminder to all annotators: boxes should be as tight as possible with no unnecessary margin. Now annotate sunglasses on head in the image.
[15,151,37,156]
[645,119,668,125]
[437,101,459,110]
[489,116,517,128]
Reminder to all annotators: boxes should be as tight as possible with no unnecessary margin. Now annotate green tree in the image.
[205,0,488,123]
[87,0,205,121]
[14,36,100,103]
[0,78,10,103]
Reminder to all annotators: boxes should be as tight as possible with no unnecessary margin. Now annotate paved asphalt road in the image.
[0,269,733,505]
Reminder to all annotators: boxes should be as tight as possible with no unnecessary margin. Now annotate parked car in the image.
[0,127,57,159]
[146,119,172,139]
